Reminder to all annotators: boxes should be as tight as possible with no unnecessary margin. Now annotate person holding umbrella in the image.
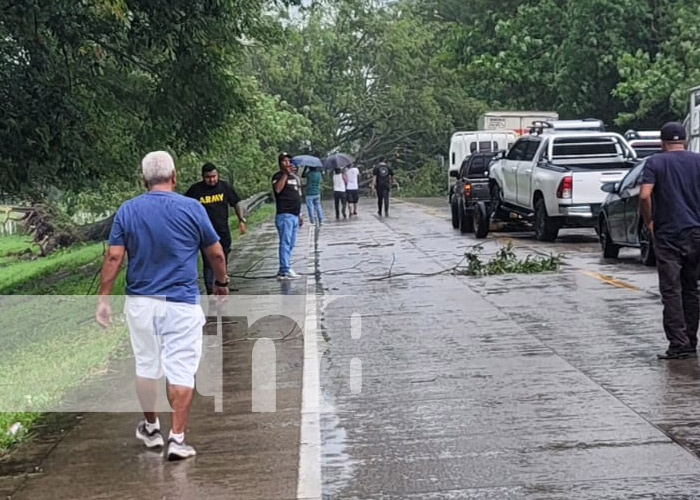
[272,153,303,280]
[294,155,325,226]
[324,153,357,216]
[332,167,349,219]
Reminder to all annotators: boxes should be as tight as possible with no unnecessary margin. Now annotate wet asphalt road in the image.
[5,197,700,499]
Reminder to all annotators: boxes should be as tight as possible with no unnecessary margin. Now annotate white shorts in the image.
[124,296,206,388]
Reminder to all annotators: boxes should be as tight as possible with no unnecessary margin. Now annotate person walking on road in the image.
[95,151,229,460]
[640,122,700,360]
[332,167,348,219]
[372,161,397,217]
[302,166,324,225]
[272,152,303,280]
[185,162,246,295]
[345,164,361,216]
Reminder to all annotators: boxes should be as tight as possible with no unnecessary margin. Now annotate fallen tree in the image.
[2,192,270,257]
[1,204,113,256]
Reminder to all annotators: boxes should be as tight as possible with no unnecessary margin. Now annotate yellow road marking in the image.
[582,270,640,291]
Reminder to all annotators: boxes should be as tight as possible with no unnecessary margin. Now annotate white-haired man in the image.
[95,151,228,460]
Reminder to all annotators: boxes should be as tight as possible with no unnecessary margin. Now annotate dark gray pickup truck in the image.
[449,152,497,237]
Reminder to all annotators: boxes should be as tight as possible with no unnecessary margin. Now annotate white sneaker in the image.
[135,420,164,449]
[167,438,197,461]
[286,269,301,279]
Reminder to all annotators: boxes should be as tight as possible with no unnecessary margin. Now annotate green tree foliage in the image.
[4,0,700,206]
[615,1,700,126]
[253,0,484,196]
[0,0,303,208]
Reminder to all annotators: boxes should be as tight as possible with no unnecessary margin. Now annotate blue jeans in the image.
[275,213,299,274]
[305,195,323,224]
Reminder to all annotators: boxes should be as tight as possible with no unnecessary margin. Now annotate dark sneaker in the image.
[167,438,197,461]
[658,350,697,360]
[136,421,164,449]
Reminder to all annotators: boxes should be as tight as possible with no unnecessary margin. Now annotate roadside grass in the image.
[0,243,106,294]
[0,205,273,453]
[0,235,37,267]
[0,235,36,255]
[231,203,274,243]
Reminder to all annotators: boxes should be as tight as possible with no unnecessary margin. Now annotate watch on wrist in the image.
[214,279,230,287]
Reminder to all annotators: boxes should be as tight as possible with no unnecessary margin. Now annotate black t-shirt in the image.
[272,171,302,215]
[185,180,241,238]
[641,150,700,240]
[373,165,394,190]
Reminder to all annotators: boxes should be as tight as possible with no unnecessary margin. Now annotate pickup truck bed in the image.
[487,132,638,241]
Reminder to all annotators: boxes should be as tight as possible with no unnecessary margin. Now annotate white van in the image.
[448,131,517,175]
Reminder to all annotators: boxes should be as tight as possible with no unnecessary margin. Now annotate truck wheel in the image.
[534,198,559,242]
[639,225,655,266]
[451,199,459,229]
[474,202,489,239]
[600,219,620,259]
[490,184,504,219]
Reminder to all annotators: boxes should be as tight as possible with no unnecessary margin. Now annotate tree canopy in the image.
[2,0,700,206]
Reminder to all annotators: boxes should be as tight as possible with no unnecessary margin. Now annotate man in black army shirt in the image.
[186,162,247,294]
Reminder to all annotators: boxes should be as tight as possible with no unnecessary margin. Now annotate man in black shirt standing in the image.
[186,162,247,294]
[272,153,303,280]
[640,122,700,359]
[372,161,398,217]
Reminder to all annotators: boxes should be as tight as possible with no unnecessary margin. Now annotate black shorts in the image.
[346,190,359,203]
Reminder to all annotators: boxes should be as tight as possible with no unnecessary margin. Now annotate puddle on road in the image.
[320,396,360,498]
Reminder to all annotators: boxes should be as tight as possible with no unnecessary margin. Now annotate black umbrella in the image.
[322,153,355,171]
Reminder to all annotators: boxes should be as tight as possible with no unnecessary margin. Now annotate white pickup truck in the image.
[487,125,638,241]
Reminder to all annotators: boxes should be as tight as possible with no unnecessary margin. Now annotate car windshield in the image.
[468,155,496,177]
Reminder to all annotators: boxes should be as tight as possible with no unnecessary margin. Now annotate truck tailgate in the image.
[470,179,490,201]
[571,169,628,204]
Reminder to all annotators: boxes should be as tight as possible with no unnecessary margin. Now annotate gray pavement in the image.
[4,197,700,499]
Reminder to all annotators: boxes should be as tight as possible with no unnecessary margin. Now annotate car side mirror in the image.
[495,150,505,160]
[601,182,618,194]
[450,170,459,178]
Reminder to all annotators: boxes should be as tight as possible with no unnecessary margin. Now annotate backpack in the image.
[377,165,390,178]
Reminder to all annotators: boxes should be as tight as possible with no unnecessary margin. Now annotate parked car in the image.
[450,152,497,236]
[485,120,638,241]
[625,130,661,158]
[598,159,655,265]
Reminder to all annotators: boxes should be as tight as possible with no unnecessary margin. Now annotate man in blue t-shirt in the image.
[640,122,700,359]
[95,151,228,460]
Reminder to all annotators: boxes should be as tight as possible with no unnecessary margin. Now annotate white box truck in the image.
[478,111,559,136]
[686,85,700,153]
